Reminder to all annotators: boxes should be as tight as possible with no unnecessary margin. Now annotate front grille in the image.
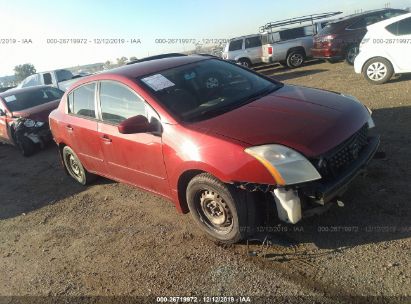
[314,124,369,181]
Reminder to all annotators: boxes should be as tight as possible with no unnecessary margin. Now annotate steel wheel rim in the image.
[240,61,249,67]
[290,54,303,66]
[66,153,82,179]
[198,190,233,234]
[367,62,387,81]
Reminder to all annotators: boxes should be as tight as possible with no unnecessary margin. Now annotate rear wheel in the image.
[286,51,305,68]
[238,58,252,68]
[186,173,256,244]
[62,146,96,185]
[363,57,394,85]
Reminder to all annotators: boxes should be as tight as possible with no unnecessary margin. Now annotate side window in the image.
[386,17,411,36]
[348,14,383,30]
[279,27,306,40]
[99,81,146,124]
[21,74,40,88]
[43,73,52,85]
[245,36,262,49]
[228,39,243,51]
[68,83,96,118]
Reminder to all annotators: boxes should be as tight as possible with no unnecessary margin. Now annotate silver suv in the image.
[222,34,263,68]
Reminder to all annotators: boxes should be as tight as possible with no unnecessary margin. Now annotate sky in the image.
[0,0,410,76]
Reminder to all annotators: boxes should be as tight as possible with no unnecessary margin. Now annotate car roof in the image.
[368,11,411,29]
[329,8,405,25]
[229,34,261,41]
[95,55,211,79]
[0,85,55,98]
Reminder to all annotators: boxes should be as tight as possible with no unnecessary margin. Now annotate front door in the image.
[96,81,169,196]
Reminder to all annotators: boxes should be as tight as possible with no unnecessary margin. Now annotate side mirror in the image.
[118,115,156,134]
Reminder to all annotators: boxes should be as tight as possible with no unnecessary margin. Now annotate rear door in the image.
[385,17,411,71]
[227,39,243,60]
[244,36,263,64]
[64,82,105,174]
[96,80,169,195]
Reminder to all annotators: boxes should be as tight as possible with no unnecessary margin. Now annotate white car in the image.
[354,12,411,84]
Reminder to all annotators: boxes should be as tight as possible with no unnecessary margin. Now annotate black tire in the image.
[238,58,252,68]
[345,45,359,65]
[362,57,394,85]
[17,136,36,157]
[186,173,256,244]
[62,146,96,185]
[286,51,305,68]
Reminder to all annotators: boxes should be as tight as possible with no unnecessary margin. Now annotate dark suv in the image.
[312,8,406,64]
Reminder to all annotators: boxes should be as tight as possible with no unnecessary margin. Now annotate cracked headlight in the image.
[245,145,321,186]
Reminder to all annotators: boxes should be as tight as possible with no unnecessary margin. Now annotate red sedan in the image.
[49,55,379,243]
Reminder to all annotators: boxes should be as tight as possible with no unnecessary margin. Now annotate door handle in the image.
[101,135,112,143]
[66,125,73,132]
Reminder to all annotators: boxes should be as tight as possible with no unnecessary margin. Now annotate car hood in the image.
[187,85,369,157]
[12,99,60,122]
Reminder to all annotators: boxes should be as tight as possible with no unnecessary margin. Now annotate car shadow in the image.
[389,73,411,83]
[243,106,411,250]
[0,144,114,220]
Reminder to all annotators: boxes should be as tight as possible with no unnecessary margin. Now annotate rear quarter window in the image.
[228,39,243,51]
[318,23,339,35]
[386,17,411,35]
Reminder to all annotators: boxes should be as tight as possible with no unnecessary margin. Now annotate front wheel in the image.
[62,146,96,185]
[186,173,256,244]
[363,57,394,85]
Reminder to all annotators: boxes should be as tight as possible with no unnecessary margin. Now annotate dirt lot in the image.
[1,61,410,303]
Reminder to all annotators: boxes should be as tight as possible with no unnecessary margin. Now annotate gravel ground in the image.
[0,61,410,303]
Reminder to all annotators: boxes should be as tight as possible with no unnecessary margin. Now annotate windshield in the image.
[2,87,64,112]
[139,59,282,122]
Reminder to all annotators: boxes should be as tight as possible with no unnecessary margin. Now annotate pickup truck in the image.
[16,69,87,91]
[259,12,342,68]
[261,21,329,68]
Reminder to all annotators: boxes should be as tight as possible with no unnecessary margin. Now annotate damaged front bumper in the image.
[236,135,380,224]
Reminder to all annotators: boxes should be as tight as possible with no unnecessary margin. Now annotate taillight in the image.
[315,34,336,48]
[316,34,336,43]
[268,46,273,55]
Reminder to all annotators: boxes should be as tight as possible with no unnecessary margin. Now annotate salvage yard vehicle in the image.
[16,69,87,91]
[49,54,379,244]
[312,8,407,65]
[221,34,263,67]
[259,12,342,68]
[354,12,411,84]
[0,86,64,156]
